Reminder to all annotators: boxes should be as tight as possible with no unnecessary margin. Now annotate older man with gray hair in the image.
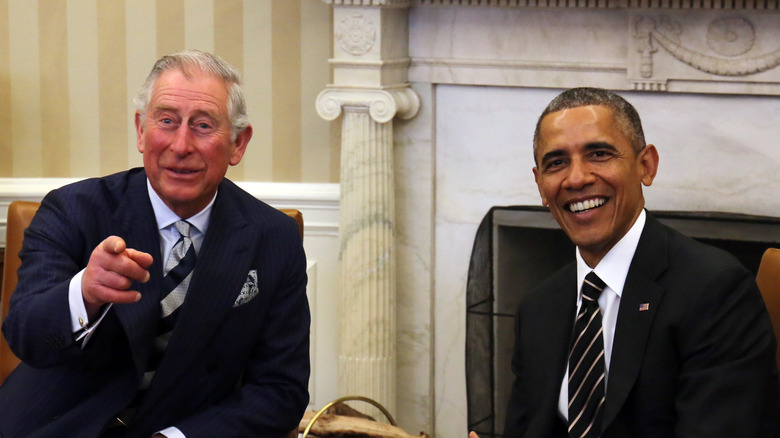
[0,50,309,438]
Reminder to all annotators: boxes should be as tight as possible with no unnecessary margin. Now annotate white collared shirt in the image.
[557,209,646,420]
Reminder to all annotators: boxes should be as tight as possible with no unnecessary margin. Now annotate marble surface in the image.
[394,82,436,435]
[428,84,780,437]
[339,109,397,415]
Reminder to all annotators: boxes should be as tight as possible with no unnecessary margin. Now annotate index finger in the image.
[101,236,126,255]
[125,247,154,269]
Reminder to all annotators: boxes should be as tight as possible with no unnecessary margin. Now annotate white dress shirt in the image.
[557,209,646,420]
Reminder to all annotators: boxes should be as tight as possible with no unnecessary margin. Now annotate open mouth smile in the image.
[568,197,606,213]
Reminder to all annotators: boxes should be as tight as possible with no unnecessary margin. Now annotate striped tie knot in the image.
[581,271,606,302]
[174,220,191,238]
[161,220,196,319]
[164,221,193,275]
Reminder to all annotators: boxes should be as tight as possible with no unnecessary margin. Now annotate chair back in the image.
[757,247,780,368]
[0,202,302,384]
[1,201,40,383]
[280,209,304,243]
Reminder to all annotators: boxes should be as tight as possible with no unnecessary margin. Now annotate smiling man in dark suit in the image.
[472,87,780,438]
[0,50,309,438]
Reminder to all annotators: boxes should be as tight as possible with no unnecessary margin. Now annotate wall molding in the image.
[0,178,341,247]
[412,0,780,9]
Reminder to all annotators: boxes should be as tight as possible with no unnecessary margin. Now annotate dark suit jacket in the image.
[0,168,310,438]
[503,213,780,437]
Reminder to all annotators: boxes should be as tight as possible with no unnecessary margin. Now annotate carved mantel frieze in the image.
[628,12,780,93]
[411,0,778,9]
[402,4,780,95]
[322,0,412,7]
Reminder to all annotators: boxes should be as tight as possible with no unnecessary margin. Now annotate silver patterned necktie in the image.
[118,220,198,425]
[142,221,197,390]
[568,271,607,438]
[159,220,196,326]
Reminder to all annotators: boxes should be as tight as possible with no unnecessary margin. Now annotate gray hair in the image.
[532,87,646,162]
[134,50,249,141]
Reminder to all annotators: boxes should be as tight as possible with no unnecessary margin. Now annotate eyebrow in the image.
[539,141,619,167]
[151,105,219,120]
[583,141,618,152]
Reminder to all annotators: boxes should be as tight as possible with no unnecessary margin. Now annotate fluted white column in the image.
[318,0,418,417]
[317,87,418,414]
[340,107,395,411]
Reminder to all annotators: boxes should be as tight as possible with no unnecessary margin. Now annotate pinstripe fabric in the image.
[568,271,606,438]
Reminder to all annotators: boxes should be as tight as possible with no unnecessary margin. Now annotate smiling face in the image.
[533,105,658,267]
[136,68,252,219]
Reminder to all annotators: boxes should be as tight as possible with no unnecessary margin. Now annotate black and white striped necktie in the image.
[568,271,607,438]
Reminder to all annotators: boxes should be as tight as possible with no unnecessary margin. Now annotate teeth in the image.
[569,198,605,213]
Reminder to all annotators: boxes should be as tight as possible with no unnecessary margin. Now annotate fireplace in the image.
[465,206,780,437]
[318,2,780,435]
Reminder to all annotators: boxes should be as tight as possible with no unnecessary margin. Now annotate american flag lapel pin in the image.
[639,303,650,312]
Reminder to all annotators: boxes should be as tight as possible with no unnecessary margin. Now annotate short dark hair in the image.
[532,87,646,163]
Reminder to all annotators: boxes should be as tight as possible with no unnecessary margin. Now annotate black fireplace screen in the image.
[466,205,780,437]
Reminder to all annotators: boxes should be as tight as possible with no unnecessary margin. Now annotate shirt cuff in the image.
[156,426,186,438]
[68,269,111,345]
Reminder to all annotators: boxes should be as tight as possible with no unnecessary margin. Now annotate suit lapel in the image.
[602,214,669,429]
[111,171,166,376]
[536,265,578,427]
[145,183,256,395]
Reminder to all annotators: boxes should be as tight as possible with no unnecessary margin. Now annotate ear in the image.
[229,124,253,166]
[638,144,659,187]
[533,166,548,207]
[135,112,145,153]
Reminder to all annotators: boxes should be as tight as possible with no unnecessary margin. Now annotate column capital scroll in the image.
[316,87,420,124]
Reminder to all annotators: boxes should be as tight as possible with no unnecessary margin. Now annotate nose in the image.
[563,157,595,190]
[170,125,192,155]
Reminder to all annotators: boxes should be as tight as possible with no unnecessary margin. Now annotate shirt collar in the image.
[146,179,215,235]
[576,209,646,299]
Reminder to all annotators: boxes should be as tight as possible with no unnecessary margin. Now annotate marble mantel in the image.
[318,1,780,436]
[408,2,780,94]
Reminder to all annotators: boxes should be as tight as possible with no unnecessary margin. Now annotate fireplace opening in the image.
[466,206,780,437]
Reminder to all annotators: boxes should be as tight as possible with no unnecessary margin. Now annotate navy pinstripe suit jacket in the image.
[0,168,310,438]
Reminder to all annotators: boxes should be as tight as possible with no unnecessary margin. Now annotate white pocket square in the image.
[234,270,259,307]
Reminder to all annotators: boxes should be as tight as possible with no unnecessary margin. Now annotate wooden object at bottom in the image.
[299,396,428,438]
